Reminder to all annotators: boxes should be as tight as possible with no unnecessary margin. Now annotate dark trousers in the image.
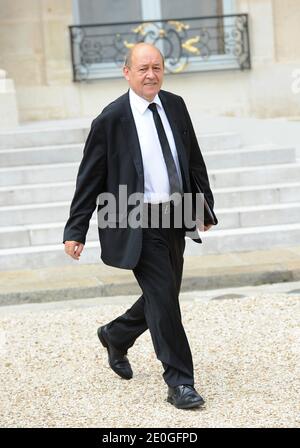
[105,202,194,387]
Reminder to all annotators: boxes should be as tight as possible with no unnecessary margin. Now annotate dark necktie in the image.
[148,103,183,196]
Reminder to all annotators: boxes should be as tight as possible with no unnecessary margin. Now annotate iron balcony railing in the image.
[69,14,251,81]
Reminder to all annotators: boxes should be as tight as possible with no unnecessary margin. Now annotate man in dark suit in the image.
[63,43,217,409]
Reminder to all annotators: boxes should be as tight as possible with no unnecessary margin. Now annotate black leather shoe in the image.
[97,325,133,380]
[167,385,205,409]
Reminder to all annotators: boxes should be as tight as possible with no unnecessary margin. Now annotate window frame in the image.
[71,0,239,80]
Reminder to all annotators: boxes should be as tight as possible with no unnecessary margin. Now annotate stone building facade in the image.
[0,0,299,126]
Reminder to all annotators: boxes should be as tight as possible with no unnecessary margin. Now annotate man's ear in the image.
[123,66,130,81]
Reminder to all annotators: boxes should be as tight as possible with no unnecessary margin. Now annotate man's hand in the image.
[197,223,213,232]
[64,241,85,260]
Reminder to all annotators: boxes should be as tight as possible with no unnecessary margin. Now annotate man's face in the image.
[123,46,164,102]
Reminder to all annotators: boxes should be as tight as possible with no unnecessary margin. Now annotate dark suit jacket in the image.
[63,89,217,269]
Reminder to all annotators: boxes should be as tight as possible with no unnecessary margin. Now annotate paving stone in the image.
[211,293,247,301]
[0,293,299,427]
[287,289,300,295]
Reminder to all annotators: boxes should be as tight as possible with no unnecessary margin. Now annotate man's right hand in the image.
[64,241,85,260]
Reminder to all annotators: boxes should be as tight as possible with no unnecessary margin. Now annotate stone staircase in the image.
[0,124,300,270]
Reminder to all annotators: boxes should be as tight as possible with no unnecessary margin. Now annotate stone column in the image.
[0,69,19,129]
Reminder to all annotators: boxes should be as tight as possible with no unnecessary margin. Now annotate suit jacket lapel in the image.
[158,91,191,192]
[120,91,145,188]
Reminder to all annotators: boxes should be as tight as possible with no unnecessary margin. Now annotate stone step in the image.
[216,202,300,229]
[0,127,89,150]
[0,222,64,249]
[197,132,241,151]
[0,143,294,169]
[0,181,75,207]
[1,180,299,208]
[1,222,300,271]
[0,202,71,228]
[214,181,300,208]
[0,162,79,187]
[185,222,300,255]
[0,144,84,167]
[204,146,296,169]
[1,157,300,188]
[1,201,300,247]
[0,126,241,150]
[210,162,300,188]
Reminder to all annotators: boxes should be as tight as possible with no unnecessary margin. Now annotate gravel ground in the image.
[0,293,299,428]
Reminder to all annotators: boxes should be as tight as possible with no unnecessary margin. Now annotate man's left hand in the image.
[197,223,213,232]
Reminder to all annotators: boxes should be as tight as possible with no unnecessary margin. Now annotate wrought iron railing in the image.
[69,14,250,81]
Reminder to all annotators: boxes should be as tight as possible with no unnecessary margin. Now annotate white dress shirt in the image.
[129,88,183,203]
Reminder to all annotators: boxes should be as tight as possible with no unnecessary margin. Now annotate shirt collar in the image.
[129,88,162,115]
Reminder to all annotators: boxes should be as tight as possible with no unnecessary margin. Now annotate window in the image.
[70,0,250,81]
[73,0,235,24]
